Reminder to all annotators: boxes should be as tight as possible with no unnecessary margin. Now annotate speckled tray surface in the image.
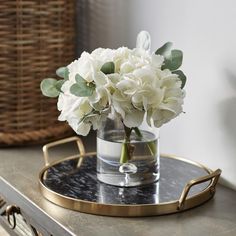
[42,156,209,205]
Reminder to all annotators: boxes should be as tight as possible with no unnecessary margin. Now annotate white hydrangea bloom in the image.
[57,41,185,135]
[68,52,99,83]
[58,80,109,135]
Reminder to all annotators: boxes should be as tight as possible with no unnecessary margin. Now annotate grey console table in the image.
[0,136,236,236]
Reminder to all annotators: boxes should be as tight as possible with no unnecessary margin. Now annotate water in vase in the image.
[97,129,160,187]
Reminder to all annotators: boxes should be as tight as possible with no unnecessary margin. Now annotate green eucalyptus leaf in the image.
[70,84,94,97]
[56,67,69,80]
[70,74,95,97]
[173,70,187,89]
[162,49,183,71]
[75,74,85,84]
[101,62,115,74]
[155,42,173,56]
[55,80,66,92]
[40,78,60,97]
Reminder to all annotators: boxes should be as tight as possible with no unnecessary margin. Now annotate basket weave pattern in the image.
[0,1,75,145]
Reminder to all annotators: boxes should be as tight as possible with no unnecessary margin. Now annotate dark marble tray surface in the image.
[42,155,210,205]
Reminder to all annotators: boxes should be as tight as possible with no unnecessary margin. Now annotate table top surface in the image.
[0,135,236,236]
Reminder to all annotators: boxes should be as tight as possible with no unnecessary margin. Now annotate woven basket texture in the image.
[0,0,75,146]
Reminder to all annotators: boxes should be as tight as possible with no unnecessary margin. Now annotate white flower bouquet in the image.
[41,31,186,165]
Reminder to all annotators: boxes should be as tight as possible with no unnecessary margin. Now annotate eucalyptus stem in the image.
[120,138,130,164]
[119,125,157,164]
[133,127,157,156]
[120,125,132,164]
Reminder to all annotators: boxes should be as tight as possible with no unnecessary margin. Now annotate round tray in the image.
[39,137,221,217]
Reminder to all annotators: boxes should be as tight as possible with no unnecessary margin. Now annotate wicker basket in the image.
[0,1,75,146]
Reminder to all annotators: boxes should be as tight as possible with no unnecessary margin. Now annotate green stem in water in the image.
[120,125,132,164]
[133,127,157,156]
[119,126,157,164]
[133,127,142,138]
[147,141,157,156]
[120,138,129,163]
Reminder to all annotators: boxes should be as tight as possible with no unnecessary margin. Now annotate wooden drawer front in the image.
[0,195,45,236]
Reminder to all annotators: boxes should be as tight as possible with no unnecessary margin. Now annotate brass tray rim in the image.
[39,142,221,217]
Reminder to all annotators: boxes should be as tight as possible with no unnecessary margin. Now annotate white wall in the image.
[78,0,236,190]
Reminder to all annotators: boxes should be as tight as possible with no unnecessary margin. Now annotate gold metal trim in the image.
[42,136,86,167]
[178,168,221,210]
[39,137,222,217]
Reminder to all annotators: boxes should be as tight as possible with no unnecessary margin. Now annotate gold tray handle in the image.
[42,136,85,166]
[178,168,222,210]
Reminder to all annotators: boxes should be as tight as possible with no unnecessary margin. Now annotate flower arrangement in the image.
[41,31,186,164]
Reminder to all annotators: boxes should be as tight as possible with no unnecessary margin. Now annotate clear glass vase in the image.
[97,117,160,187]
